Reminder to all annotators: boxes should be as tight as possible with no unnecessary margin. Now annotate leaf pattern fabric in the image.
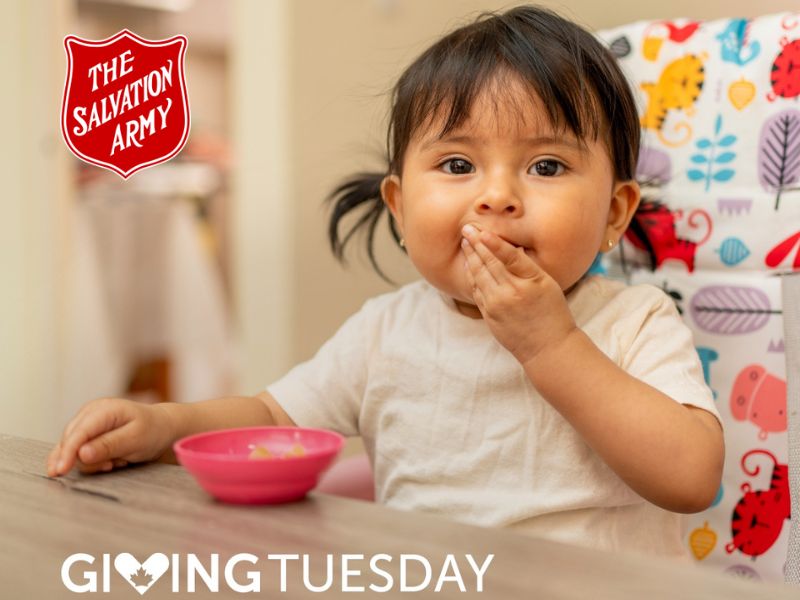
[759,110,800,210]
[596,12,800,584]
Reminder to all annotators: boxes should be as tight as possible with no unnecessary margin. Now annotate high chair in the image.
[595,11,799,585]
[320,11,800,585]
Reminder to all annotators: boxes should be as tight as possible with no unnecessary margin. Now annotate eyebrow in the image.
[420,134,585,153]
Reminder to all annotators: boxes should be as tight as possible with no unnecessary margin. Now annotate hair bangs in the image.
[388,11,608,174]
[388,27,500,173]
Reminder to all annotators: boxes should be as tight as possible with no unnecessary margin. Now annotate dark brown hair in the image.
[326,4,641,283]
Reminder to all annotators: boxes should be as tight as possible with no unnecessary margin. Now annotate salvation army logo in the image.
[61,29,190,179]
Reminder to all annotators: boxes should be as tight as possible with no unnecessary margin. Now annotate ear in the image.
[602,179,641,252]
[381,174,404,235]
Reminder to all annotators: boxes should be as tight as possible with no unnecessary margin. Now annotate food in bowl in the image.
[248,443,306,460]
[174,426,344,504]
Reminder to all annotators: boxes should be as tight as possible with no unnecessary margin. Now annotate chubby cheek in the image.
[534,217,605,289]
[403,199,462,256]
[406,226,461,275]
[403,214,466,290]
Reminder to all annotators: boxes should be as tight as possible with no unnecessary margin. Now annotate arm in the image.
[522,328,724,514]
[460,226,724,514]
[156,391,297,464]
[48,391,295,475]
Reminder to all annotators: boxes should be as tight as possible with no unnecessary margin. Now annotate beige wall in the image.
[286,0,800,367]
[0,0,75,441]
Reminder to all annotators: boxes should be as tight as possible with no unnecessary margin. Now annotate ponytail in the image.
[325,172,404,285]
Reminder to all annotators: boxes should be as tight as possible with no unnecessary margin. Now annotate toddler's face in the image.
[382,82,638,318]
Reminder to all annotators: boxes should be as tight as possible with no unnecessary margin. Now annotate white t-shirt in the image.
[267,275,722,560]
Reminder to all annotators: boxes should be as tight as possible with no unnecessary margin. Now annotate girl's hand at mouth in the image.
[461,224,579,365]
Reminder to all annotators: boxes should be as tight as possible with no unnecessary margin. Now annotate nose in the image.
[473,174,524,216]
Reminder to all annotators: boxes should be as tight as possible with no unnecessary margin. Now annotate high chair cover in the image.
[596,12,800,584]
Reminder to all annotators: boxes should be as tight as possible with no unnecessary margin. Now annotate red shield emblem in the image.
[61,29,190,179]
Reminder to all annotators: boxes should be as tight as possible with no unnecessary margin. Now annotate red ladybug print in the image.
[768,38,800,101]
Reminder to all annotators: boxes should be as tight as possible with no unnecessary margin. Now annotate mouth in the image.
[462,224,531,253]
[497,234,529,252]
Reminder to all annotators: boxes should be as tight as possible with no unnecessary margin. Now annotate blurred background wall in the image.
[1,0,797,443]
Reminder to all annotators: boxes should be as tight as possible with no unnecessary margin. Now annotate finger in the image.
[77,460,114,474]
[57,410,95,466]
[462,224,508,284]
[462,248,477,295]
[53,418,81,472]
[462,248,486,312]
[54,413,97,475]
[462,236,499,287]
[469,237,514,285]
[47,442,62,477]
[63,399,98,440]
[477,230,542,280]
[55,400,103,471]
[56,406,126,475]
[75,459,111,475]
[78,421,143,466]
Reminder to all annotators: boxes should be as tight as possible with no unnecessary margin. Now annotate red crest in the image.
[61,29,190,179]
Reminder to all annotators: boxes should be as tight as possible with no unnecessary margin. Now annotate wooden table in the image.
[1,433,796,599]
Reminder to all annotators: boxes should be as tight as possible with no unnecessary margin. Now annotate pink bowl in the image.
[173,426,345,504]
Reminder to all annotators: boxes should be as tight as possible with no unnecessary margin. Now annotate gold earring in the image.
[607,239,615,249]
[399,238,405,248]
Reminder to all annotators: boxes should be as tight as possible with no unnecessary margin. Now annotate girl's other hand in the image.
[46,398,176,477]
[461,225,579,365]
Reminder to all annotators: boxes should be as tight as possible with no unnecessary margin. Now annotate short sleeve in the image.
[266,301,373,436]
[620,289,723,429]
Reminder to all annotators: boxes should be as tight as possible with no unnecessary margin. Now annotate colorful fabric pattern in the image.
[596,12,800,583]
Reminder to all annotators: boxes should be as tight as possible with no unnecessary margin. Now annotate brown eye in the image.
[441,158,474,175]
[530,159,564,176]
